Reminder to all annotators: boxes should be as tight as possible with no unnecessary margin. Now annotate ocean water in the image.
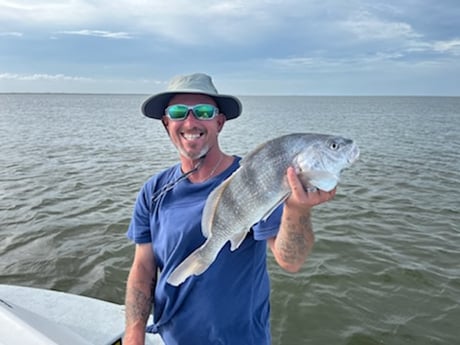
[1,94,459,344]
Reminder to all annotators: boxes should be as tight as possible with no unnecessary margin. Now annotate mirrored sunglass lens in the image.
[168,105,188,119]
[194,105,216,119]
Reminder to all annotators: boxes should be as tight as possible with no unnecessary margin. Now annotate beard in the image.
[177,142,210,161]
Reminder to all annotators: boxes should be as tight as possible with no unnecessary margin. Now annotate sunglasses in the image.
[165,104,219,121]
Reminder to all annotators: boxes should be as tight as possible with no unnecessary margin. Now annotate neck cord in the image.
[151,158,204,204]
[151,153,225,204]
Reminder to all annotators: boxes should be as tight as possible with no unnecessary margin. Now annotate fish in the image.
[167,133,360,286]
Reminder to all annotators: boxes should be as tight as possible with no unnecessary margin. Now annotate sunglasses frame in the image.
[165,104,219,121]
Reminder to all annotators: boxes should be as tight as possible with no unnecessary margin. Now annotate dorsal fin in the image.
[240,139,274,165]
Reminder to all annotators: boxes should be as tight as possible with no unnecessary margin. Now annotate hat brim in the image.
[141,91,242,120]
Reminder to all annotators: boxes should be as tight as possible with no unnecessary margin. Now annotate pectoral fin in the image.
[230,231,248,251]
[260,192,290,222]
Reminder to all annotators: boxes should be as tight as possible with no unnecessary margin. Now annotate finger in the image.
[286,167,305,198]
[317,188,336,202]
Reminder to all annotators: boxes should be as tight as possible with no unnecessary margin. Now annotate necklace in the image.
[203,154,224,181]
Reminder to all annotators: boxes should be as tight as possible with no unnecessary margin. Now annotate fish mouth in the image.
[347,145,360,164]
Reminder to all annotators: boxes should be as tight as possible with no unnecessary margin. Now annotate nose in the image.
[183,110,200,124]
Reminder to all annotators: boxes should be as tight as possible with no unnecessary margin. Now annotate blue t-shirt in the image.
[127,157,282,345]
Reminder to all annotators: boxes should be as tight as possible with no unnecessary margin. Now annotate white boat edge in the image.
[0,284,163,345]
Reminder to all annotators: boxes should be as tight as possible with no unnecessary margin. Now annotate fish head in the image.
[294,135,360,192]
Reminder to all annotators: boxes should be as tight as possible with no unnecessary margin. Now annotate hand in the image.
[285,166,336,210]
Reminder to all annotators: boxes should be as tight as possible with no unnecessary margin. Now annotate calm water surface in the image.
[1,94,459,344]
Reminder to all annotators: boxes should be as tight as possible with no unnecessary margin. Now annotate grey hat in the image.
[142,73,242,120]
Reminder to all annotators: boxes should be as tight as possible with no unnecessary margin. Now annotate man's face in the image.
[162,94,226,160]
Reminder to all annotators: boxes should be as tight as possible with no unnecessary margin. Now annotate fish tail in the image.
[167,250,209,286]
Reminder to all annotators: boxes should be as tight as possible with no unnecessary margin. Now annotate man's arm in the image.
[124,243,157,345]
[268,166,336,272]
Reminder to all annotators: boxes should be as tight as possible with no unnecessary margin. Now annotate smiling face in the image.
[162,93,226,161]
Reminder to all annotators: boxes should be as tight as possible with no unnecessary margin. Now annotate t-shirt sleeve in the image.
[126,183,152,244]
[252,204,283,240]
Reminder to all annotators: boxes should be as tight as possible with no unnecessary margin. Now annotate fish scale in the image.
[167,133,360,286]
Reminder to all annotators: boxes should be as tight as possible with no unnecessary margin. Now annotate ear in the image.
[217,114,226,132]
[162,117,171,135]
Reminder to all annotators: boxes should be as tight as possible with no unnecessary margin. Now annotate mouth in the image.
[347,145,360,164]
[181,131,204,141]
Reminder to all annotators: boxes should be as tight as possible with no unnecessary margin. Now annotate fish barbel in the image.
[167,133,360,286]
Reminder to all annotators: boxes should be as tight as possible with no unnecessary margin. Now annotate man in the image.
[124,73,335,345]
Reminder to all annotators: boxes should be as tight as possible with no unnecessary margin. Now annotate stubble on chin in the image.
[178,143,210,161]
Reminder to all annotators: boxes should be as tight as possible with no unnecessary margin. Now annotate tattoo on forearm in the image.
[278,214,313,264]
[125,278,156,325]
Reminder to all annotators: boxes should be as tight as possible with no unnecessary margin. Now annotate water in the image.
[1,94,459,344]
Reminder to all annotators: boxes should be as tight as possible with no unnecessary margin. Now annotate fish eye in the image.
[329,141,340,150]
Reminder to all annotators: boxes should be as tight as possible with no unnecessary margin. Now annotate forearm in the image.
[124,263,156,345]
[270,206,315,272]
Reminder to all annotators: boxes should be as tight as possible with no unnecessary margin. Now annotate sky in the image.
[0,0,459,95]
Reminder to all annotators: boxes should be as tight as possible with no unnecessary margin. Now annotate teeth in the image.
[183,133,202,140]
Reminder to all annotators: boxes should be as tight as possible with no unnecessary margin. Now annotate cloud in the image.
[341,10,421,41]
[0,0,303,45]
[58,30,133,39]
[0,0,458,94]
[266,52,406,73]
[0,71,167,93]
[425,39,460,56]
[0,31,23,37]
[407,38,460,56]
[0,0,94,25]
[432,39,460,55]
[0,72,164,85]
[0,72,93,82]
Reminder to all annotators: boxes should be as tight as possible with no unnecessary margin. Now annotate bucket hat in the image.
[142,73,242,120]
